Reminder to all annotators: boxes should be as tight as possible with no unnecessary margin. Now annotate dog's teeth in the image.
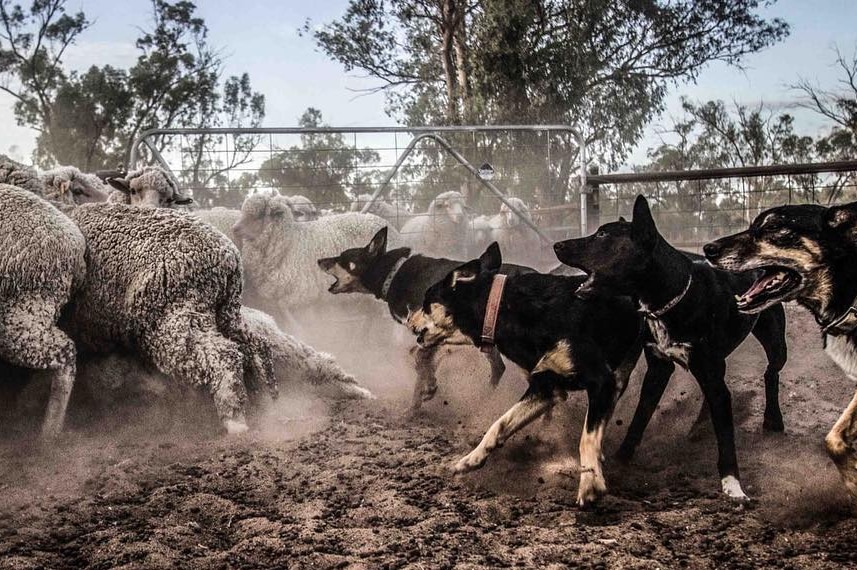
[735,294,742,301]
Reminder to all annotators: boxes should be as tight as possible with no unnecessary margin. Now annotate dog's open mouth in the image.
[736,266,801,312]
[327,278,340,293]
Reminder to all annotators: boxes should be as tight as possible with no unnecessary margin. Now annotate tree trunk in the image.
[440,0,459,123]
[452,3,473,123]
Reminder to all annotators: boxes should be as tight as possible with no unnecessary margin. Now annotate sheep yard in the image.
[1,304,856,569]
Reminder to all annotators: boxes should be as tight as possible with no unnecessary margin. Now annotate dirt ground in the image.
[3,304,857,569]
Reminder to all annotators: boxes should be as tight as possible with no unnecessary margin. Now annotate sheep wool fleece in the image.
[66,203,276,431]
[0,184,86,437]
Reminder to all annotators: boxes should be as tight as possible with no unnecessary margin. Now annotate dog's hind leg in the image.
[689,355,748,501]
[485,347,506,388]
[751,305,787,433]
[825,385,857,498]
[616,349,675,462]
[453,378,562,474]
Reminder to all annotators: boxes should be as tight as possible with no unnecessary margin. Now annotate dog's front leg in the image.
[617,349,675,462]
[453,381,559,474]
[485,346,506,388]
[578,375,617,507]
[410,344,439,412]
[689,355,749,502]
[825,385,857,498]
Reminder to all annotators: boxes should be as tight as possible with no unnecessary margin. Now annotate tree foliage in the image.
[309,0,789,169]
[257,108,381,209]
[0,0,265,174]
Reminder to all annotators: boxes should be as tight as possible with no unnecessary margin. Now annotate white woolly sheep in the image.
[286,194,319,221]
[41,166,110,206]
[470,197,541,262]
[350,193,411,229]
[76,307,373,412]
[0,184,86,437]
[399,190,469,258]
[64,203,276,434]
[105,165,193,208]
[0,154,45,196]
[231,192,399,325]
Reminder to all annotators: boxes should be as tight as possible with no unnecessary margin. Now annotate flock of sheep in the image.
[0,155,545,437]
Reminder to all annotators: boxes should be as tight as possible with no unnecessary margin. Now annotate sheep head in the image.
[429,191,467,225]
[42,167,110,205]
[287,195,319,221]
[233,191,294,249]
[500,198,531,228]
[107,166,193,208]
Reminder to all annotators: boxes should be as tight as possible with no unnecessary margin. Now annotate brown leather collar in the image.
[481,274,507,353]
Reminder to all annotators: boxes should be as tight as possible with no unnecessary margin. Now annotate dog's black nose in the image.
[553,241,565,252]
[703,241,722,259]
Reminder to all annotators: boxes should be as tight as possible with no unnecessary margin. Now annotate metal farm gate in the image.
[582,161,857,252]
[129,125,588,267]
[129,125,857,259]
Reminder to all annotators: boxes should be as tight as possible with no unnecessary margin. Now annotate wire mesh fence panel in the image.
[592,167,857,252]
[132,126,585,267]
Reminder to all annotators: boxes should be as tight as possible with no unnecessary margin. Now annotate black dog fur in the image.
[317,227,533,410]
[553,195,788,501]
[408,243,643,506]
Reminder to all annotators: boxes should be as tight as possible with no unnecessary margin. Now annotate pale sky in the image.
[1,0,856,166]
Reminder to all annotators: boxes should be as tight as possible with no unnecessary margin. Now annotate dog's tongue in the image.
[741,273,778,303]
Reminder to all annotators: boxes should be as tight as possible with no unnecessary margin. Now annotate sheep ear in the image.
[107,177,130,194]
[366,227,388,256]
[174,196,193,205]
[58,180,70,195]
[450,259,480,288]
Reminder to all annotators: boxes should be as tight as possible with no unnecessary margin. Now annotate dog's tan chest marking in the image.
[645,317,692,368]
[532,340,575,376]
[825,333,857,378]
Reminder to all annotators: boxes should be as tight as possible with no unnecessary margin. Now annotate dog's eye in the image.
[596,230,608,238]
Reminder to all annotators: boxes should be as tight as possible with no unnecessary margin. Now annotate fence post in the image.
[580,165,600,236]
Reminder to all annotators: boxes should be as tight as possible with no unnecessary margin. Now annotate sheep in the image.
[63,202,276,434]
[399,190,469,258]
[105,165,193,208]
[76,307,373,412]
[287,194,319,221]
[470,197,541,262]
[0,183,86,437]
[0,155,111,209]
[350,193,411,229]
[41,166,110,207]
[231,191,399,326]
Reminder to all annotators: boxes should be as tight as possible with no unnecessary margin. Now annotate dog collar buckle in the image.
[481,274,507,353]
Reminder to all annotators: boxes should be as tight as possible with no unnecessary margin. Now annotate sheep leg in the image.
[141,308,249,435]
[0,302,77,438]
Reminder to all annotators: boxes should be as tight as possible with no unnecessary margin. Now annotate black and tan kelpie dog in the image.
[407,242,643,506]
[704,201,857,499]
[317,227,534,411]
[553,195,789,502]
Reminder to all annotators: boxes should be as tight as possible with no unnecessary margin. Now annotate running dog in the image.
[317,227,533,411]
[704,201,857,498]
[553,195,789,501]
[407,242,643,506]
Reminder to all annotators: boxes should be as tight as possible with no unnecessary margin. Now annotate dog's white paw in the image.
[224,419,249,435]
[721,475,750,502]
[576,469,607,507]
[452,450,487,474]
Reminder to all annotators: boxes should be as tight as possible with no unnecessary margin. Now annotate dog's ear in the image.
[366,227,388,257]
[450,259,481,288]
[631,195,657,247]
[618,216,627,223]
[825,203,857,232]
[480,242,502,273]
